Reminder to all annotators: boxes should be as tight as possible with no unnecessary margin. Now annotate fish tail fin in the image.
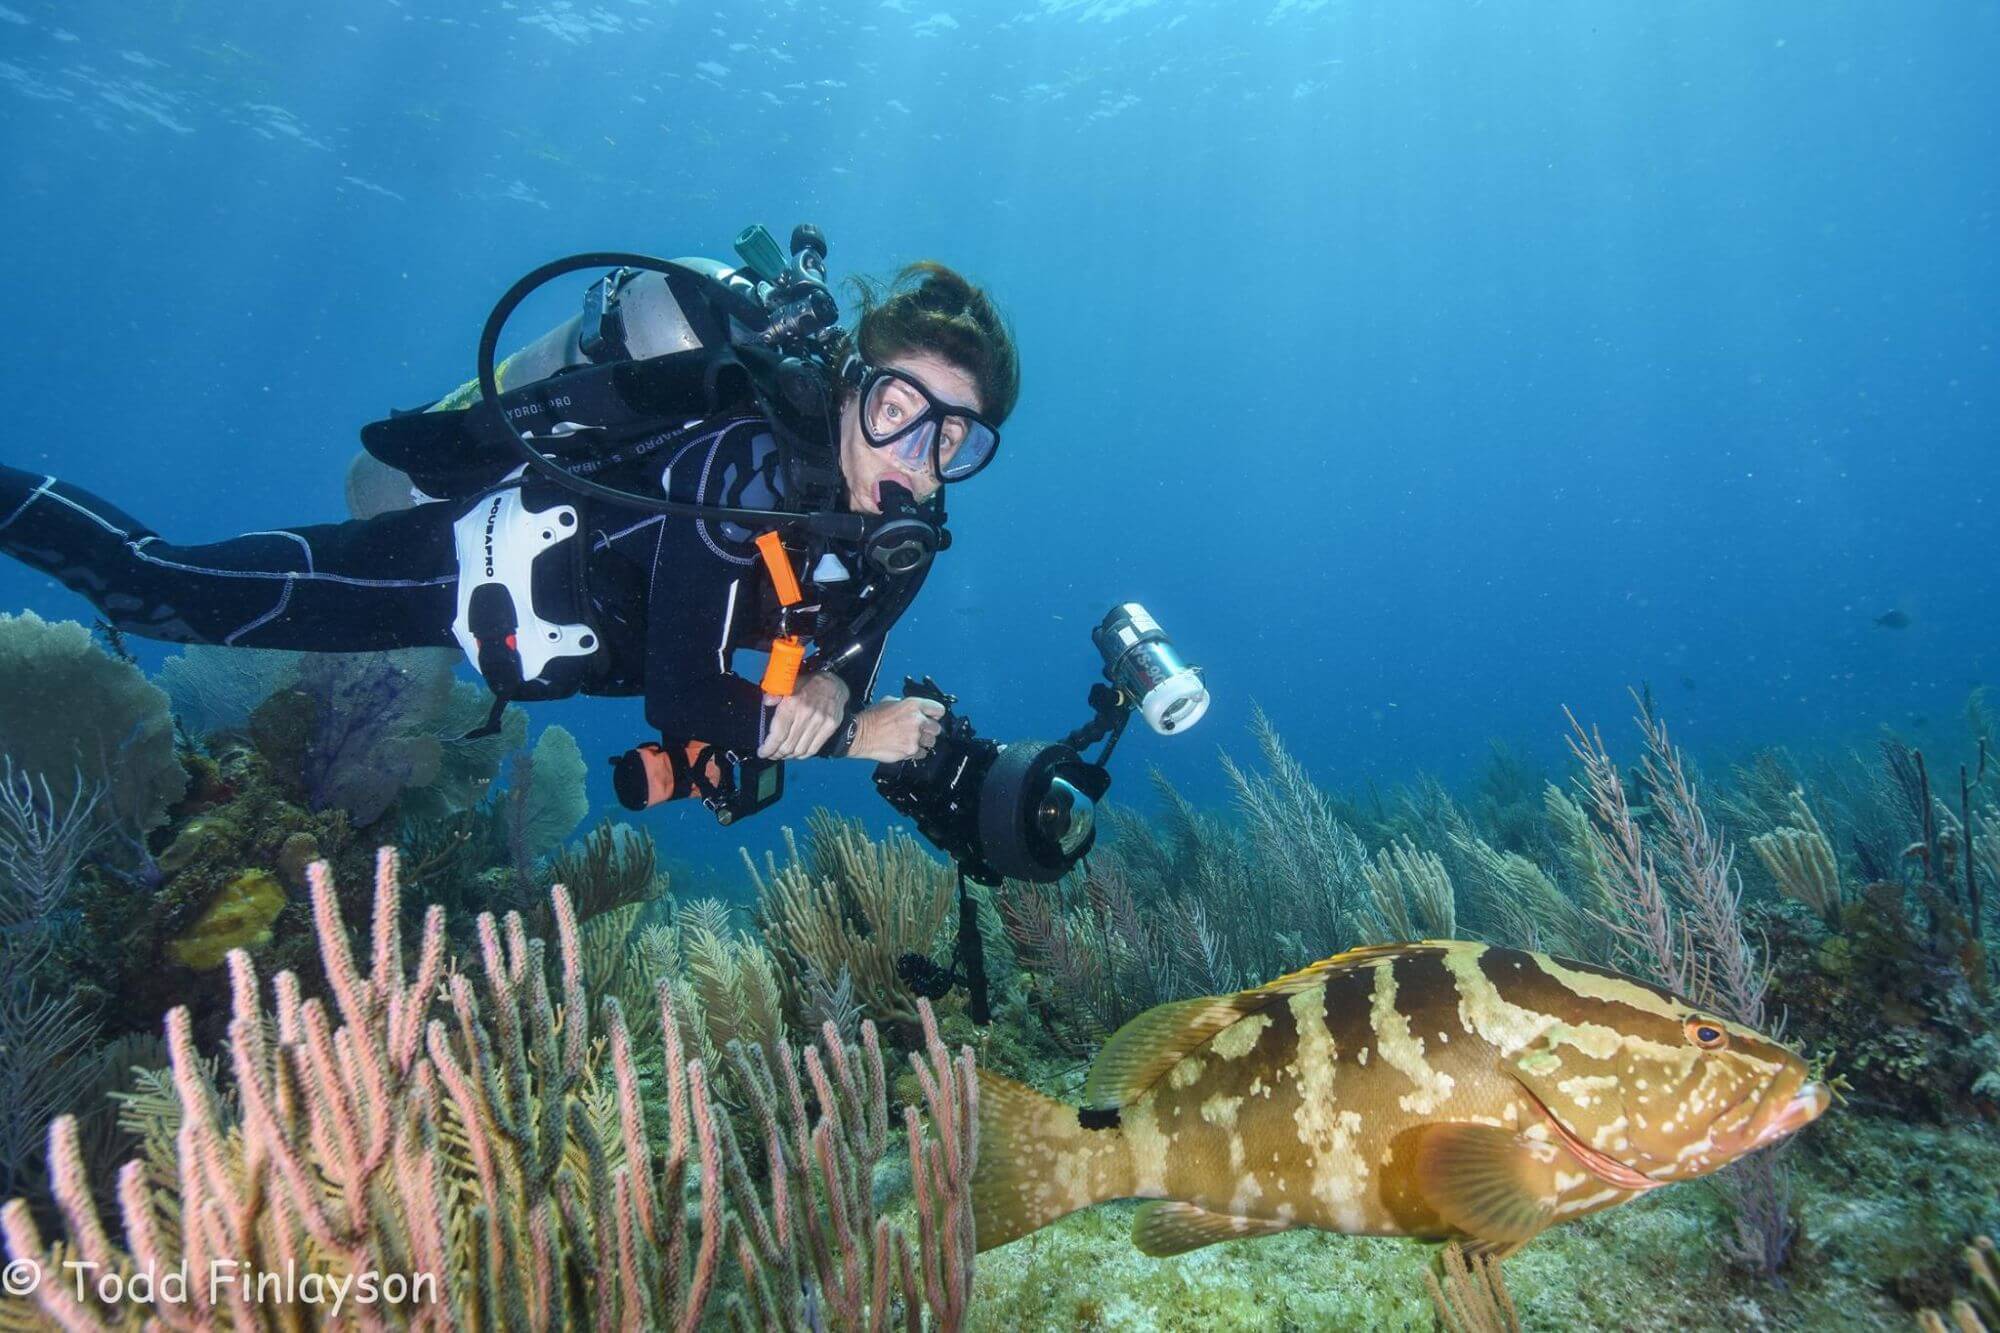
[973,1069,1133,1251]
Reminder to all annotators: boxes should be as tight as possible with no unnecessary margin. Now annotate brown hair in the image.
[842,261,1020,425]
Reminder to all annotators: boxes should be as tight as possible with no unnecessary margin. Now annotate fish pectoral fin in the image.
[1132,1201,1293,1257]
[1412,1123,1560,1250]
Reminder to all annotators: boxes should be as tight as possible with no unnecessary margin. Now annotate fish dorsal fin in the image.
[1082,945,1408,1110]
[1412,1123,1565,1252]
[1132,1201,1293,1257]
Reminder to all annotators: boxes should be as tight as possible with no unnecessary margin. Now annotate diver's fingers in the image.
[760,696,802,759]
[778,703,814,759]
[800,711,840,757]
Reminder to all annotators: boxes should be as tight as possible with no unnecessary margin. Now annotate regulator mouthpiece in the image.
[1092,603,1209,736]
[862,480,940,577]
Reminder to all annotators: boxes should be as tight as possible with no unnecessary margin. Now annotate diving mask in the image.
[858,365,1001,483]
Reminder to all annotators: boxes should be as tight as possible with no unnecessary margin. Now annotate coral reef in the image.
[549,816,661,920]
[0,759,104,935]
[400,681,528,821]
[0,849,980,1330]
[256,648,457,827]
[998,860,1200,1054]
[750,810,955,1037]
[0,760,109,1205]
[505,723,590,874]
[1211,705,1370,975]
[724,1002,977,1329]
[153,645,302,742]
[0,613,185,838]
[1750,789,1846,928]
[0,974,100,1207]
[676,899,788,1068]
[1916,1235,1999,1332]
[0,631,1993,1330]
[0,627,600,1160]
[1425,1243,1521,1333]
[1359,836,1457,941]
[67,732,372,1040]
[969,691,1997,1325]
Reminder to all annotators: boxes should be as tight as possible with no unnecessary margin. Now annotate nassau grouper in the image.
[974,940,1827,1258]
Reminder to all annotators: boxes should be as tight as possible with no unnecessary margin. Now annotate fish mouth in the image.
[1753,1081,1829,1147]
[1515,1077,1829,1191]
[1514,1080,1663,1194]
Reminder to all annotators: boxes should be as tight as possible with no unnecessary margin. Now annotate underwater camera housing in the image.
[874,678,1110,886]
[874,603,1209,886]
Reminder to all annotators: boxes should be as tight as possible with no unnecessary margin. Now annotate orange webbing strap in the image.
[761,636,806,696]
[754,531,804,606]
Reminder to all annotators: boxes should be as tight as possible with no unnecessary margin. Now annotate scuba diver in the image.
[0,227,1019,823]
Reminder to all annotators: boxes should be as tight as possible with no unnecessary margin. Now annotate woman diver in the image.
[0,245,1019,820]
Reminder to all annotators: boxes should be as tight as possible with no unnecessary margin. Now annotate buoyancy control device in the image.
[359,225,946,818]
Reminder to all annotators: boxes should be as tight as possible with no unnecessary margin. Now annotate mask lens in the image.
[937,418,998,481]
[863,373,928,446]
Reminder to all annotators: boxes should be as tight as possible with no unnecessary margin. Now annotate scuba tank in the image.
[358,228,846,515]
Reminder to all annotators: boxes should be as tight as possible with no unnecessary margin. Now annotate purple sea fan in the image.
[293,649,455,827]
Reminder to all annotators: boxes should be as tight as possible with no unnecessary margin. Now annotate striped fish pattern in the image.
[974,941,1827,1257]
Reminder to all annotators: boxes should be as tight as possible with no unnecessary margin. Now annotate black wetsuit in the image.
[0,415,895,755]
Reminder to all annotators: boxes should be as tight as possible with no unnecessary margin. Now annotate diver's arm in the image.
[641,548,767,753]
[827,630,890,707]
[819,553,927,729]
[763,624,891,759]
[640,422,776,754]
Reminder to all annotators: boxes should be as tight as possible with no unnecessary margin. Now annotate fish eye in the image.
[1684,1017,1729,1050]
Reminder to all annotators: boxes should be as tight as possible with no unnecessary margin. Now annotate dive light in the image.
[1093,602,1210,735]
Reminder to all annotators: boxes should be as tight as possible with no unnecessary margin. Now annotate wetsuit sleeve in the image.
[812,558,929,755]
[830,636,890,706]
[640,421,780,753]
[808,640,889,761]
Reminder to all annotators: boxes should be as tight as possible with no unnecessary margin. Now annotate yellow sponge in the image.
[168,869,286,971]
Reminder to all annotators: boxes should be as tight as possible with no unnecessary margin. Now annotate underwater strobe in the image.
[876,603,1208,1023]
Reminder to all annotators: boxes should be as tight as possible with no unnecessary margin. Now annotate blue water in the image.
[2,0,1994,876]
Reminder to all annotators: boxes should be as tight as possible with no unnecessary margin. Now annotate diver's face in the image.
[839,350,984,514]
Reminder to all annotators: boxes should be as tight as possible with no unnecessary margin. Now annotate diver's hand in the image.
[759,672,850,760]
[846,697,947,764]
